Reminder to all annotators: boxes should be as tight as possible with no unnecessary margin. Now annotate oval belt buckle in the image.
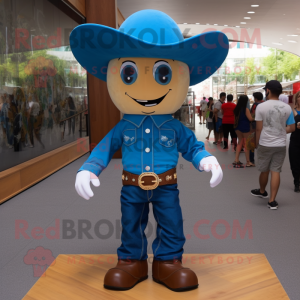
[138,172,159,190]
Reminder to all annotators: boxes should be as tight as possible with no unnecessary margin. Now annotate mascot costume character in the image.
[71,9,228,292]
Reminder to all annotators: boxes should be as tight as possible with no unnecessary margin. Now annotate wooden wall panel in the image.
[65,0,86,16]
[65,0,125,26]
[0,138,89,204]
[85,0,122,158]
[117,8,125,27]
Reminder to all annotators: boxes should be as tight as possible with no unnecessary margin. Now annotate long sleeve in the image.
[78,121,123,176]
[176,122,211,171]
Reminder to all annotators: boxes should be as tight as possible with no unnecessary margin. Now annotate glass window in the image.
[191,40,300,103]
[0,0,87,172]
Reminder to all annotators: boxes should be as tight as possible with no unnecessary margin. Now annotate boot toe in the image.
[104,268,137,290]
[163,269,198,291]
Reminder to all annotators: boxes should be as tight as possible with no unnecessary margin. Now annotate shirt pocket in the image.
[159,129,176,148]
[122,129,136,146]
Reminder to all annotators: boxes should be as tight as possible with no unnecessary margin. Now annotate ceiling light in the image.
[273,42,283,45]
[247,11,255,13]
[241,22,247,24]
[224,25,228,26]
[214,24,218,25]
[206,23,210,25]
[287,34,298,37]
[244,17,251,19]
[251,5,259,7]
[196,23,200,24]
[236,26,240,27]
[183,23,188,24]
[288,40,297,43]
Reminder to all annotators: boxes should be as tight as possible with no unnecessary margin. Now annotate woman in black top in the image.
[289,92,300,192]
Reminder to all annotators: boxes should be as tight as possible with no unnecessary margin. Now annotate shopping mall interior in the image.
[0,0,299,299]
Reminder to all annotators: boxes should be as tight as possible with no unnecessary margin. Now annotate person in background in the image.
[233,95,254,168]
[0,93,8,146]
[221,94,237,150]
[67,96,77,135]
[251,80,295,210]
[279,94,289,104]
[7,94,18,149]
[289,91,300,192]
[249,92,264,164]
[59,98,67,142]
[199,96,207,124]
[15,87,29,148]
[10,93,23,152]
[205,97,214,140]
[84,96,89,136]
[27,92,45,149]
[213,92,226,145]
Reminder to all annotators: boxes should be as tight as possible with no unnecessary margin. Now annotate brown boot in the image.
[152,259,198,292]
[104,259,148,290]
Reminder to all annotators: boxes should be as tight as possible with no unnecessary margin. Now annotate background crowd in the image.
[198,83,300,209]
[0,88,88,153]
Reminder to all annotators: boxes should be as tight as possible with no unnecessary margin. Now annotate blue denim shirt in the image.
[79,114,211,176]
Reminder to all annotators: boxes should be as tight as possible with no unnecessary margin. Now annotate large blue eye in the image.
[120,61,138,85]
[153,61,172,85]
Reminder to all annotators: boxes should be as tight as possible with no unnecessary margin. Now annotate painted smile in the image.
[125,89,172,107]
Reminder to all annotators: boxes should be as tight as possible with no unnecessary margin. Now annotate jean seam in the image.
[154,215,162,257]
[139,203,146,260]
[148,190,153,201]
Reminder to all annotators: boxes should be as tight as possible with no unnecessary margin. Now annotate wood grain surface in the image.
[65,0,86,16]
[0,137,89,204]
[23,254,289,300]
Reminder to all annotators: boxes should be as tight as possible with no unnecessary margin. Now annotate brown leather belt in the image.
[122,168,177,190]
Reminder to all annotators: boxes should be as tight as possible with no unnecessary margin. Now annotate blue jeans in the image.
[216,117,223,133]
[117,184,185,261]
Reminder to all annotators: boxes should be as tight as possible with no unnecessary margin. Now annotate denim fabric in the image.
[117,184,185,261]
[79,114,211,176]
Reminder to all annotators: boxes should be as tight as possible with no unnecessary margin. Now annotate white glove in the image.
[75,171,100,200]
[199,156,223,188]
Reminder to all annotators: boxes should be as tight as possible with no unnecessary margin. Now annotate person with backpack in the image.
[213,92,226,145]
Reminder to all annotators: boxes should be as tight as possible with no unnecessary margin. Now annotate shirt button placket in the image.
[144,120,152,172]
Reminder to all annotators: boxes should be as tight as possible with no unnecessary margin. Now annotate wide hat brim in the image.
[70,24,229,86]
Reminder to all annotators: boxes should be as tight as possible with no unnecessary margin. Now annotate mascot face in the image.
[107,57,190,115]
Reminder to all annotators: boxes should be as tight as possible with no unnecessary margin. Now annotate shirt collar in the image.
[123,114,173,128]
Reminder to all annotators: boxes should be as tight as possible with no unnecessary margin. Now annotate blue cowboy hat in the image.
[70,9,229,86]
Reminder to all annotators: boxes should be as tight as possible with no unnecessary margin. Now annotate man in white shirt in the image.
[199,97,207,124]
[251,80,295,209]
[213,92,226,145]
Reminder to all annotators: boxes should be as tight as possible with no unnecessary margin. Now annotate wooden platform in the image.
[23,254,289,300]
